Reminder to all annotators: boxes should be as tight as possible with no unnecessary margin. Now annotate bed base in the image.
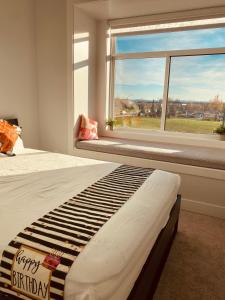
[128,194,181,300]
[0,192,181,300]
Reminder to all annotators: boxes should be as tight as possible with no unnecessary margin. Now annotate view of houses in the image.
[114,96,225,122]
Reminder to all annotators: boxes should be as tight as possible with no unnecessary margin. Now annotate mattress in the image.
[0,149,180,300]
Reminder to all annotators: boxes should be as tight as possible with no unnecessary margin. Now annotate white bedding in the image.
[0,149,180,300]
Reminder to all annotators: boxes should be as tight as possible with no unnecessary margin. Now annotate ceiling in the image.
[74,0,225,21]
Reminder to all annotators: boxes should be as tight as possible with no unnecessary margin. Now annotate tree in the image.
[209,95,224,112]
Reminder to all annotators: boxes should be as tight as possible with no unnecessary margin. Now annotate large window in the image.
[110,19,225,134]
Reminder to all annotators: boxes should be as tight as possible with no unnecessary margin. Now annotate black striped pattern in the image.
[0,165,154,300]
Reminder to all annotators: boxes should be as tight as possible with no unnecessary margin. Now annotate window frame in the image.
[109,22,225,134]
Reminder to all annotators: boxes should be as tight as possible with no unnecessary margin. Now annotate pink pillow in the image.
[78,115,98,140]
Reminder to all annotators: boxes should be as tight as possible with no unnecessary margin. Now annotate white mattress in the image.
[0,149,180,300]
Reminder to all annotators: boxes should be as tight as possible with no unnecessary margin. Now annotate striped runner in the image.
[0,165,154,300]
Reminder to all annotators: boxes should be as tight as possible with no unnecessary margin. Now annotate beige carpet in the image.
[154,210,225,300]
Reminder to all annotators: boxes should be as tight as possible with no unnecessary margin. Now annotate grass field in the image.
[115,116,220,134]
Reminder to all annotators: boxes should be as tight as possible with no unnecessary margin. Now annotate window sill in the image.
[100,127,225,150]
[76,136,225,173]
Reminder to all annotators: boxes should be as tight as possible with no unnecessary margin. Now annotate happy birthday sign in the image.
[11,246,52,300]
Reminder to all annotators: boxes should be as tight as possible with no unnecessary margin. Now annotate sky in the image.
[115,27,225,102]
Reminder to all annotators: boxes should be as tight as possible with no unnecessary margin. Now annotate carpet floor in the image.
[154,210,225,300]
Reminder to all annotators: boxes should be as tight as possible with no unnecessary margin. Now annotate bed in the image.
[0,119,181,300]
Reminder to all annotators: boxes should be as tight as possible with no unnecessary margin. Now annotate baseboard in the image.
[181,198,225,219]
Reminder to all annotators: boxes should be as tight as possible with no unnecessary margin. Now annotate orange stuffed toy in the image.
[0,120,19,153]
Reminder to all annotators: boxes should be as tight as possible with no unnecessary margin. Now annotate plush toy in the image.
[0,120,19,156]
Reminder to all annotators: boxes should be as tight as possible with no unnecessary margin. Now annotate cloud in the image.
[115,54,225,101]
[116,27,225,53]
[115,84,163,99]
[169,55,225,101]
[115,58,165,86]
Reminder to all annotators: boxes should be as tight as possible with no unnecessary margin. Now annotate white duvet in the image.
[0,149,180,300]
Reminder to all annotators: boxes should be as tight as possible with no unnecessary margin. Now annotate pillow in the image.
[0,137,24,157]
[0,120,19,154]
[13,125,22,135]
[13,136,24,154]
[78,115,98,140]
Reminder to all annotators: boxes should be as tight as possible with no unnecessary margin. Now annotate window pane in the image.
[114,58,165,129]
[166,54,225,134]
[116,27,225,54]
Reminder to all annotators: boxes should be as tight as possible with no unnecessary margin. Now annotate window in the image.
[114,58,165,129]
[110,19,225,134]
[166,54,225,133]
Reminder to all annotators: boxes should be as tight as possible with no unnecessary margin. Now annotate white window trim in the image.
[109,37,115,119]
[108,22,225,138]
[114,47,225,60]
[110,22,225,37]
[161,56,170,130]
[109,6,225,28]
[101,126,225,149]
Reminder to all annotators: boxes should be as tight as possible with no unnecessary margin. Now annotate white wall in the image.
[35,0,68,153]
[0,0,39,148]
[73,6,97,137]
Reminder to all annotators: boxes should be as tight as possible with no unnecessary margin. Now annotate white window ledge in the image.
[76,136,225,174]
[101,127,225,150]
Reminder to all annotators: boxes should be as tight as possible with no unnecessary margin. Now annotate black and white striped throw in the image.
[0,165,154,300]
